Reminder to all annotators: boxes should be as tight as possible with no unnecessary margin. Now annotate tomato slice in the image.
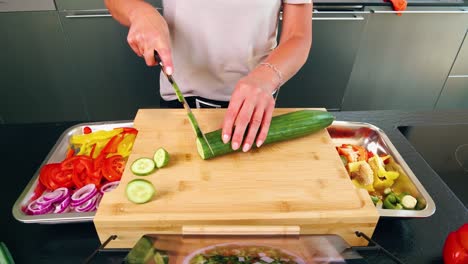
[102,155,125,182]
[39,163,69,190]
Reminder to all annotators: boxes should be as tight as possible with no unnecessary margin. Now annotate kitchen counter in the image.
[0,110,467,263]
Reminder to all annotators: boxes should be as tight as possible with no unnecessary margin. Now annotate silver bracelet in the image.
[259,62,284,86]
[259,62,283,102]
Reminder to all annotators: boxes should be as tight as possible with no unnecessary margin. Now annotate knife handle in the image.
[153,50,163,66]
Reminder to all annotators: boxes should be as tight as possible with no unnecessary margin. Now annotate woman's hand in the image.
[221,66,281,152]
[126,3,173,74]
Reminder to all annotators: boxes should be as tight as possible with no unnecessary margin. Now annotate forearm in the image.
[104,0,156,26]
[255,3,313,92]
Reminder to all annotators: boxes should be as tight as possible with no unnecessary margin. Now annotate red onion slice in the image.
[71,184,97,206]
[53,196,71,214]
[27,200,53,215]
[38,188,69,205]
[74,195,99,213]
[100,181,120,194]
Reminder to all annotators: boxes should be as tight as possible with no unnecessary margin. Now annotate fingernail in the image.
[242,143,251,152]
[232,142,239,150]
[166,66,173,75]
[222,134,229,144]
[256,140,263,147]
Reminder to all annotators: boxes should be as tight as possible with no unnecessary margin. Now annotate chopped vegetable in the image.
[126,179,156,204]
[154,148,170,168]
[131,158,156,176]
[350,161,374,186]
[31,127,137,215]
[370,195,380,205]
[401,195,417,209]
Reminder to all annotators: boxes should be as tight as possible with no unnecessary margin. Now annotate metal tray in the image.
[12,121,133,224]
[13,120,435,224]
[327,121,436,218]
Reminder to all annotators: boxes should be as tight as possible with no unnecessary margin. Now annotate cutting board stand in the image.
[94,109,379,248]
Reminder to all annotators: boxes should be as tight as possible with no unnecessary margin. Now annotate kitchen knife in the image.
[154,50,214,155]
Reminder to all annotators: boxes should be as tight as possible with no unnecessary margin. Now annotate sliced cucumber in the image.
[126,179,156,204]
[131,158,156,176]
[153,148,170,168]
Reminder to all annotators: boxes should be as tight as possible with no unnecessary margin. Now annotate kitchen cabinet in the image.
[276,7,369,110]
[342,6,468,111]
[436,77,468,109]
[0,11,87,123]
[58,8,161,121]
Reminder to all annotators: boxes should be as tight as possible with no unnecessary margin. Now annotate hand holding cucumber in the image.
[222,66,280,153]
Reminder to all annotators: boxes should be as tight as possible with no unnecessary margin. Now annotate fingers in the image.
[222,92,244,144]
[127,34,142,57]
[231,99,255,151]
[242,104,266,152]
[155,48,173,75]
[256,100,275,147]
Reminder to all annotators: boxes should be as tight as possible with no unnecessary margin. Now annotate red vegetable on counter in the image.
[443,223,468,264]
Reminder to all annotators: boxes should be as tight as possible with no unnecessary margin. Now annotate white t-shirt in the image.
[160,0,311,101]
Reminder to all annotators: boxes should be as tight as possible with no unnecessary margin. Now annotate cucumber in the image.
[126,179,156,204]
[197,110,335,160]
[131,158,156,176]
[153,148,170,168]
[153,250,169,264]
[0,242,14,264]
[125,236,154,264]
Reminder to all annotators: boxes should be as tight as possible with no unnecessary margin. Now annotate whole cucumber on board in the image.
[197,110,335,160]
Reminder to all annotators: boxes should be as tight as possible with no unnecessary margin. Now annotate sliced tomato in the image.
[102,155,125,182]
[39,163,69,190]
[352,145,368,161]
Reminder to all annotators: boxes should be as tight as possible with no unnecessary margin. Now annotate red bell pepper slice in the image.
[83,126,92,134]
[116,127,138,135]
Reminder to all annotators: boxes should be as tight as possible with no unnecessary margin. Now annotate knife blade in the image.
[154,50,214,155]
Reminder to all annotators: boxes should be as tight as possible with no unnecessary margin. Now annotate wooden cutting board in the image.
[94,108,379,248]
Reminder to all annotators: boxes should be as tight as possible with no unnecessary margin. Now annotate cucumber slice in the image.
[131,158,156,176]
[126,179,156,204]
[153,148,170,168]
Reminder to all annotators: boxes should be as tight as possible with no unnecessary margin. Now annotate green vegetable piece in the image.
[126,179,156,204]
[131,158,156,176]
[125,236,154,264]
[401,195,418,209]
[340,155,348,166]
[153,148,170,168]
[383,194,399,209]
[153,250,169,264]
[0,242,15,264]
[415,197,427,210]
[370,195,380,205]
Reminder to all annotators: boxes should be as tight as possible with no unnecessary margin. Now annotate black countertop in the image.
[1,110,467,264]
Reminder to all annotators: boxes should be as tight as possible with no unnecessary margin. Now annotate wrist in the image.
[253,63,282,94]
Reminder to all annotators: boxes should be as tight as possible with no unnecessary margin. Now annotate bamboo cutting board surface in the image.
[94,108,379,248]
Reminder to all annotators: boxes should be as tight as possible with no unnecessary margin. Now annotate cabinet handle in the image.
[312,15,365,21]
[65,10,111,19]
[371,9,468,14]
[65,14,112,18]
[280,12,365,21]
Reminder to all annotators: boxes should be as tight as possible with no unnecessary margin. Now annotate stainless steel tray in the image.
[12,121,133,224]
[13,120,435,224]
[327,121,436,218]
